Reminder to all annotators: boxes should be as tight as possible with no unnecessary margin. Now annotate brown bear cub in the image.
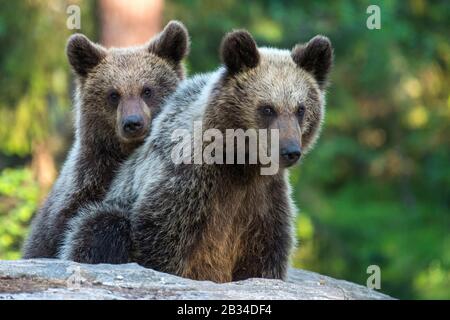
[61,30,333,282]
[22,21,190,259]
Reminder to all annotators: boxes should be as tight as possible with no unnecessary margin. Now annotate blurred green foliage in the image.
[0,0,96,155]
[0,168,39,260]
[0,0,449,299]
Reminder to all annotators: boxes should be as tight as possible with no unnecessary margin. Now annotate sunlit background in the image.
[0,0,448,299]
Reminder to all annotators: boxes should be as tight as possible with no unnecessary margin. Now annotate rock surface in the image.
[0,259,393,300]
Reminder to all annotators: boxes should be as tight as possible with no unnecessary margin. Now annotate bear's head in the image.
[66,21,189,150]
[214,30,333,168]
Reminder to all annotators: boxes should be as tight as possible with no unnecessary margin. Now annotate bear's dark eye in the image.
[260,105,276,117]
[142,86,153,99]
[107,90,121,107]
[297,103,306,120]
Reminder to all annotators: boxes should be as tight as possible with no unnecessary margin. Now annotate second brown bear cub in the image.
[22,21,190,259]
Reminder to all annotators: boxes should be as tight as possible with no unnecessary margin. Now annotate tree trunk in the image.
[31,142,56,194]
[99,0,164,47]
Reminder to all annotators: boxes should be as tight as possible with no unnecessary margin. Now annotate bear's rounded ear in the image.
[66,34,107,77]
[220,30,260,75]
[148,20,190,65]
[291,35,333,89]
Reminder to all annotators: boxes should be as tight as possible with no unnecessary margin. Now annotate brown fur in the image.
[58,30,333,283]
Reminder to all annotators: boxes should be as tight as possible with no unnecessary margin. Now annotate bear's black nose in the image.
[123,115,144,134]
[280,144,302,166]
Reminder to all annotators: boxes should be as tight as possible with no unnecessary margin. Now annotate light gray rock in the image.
[0,259,393,300]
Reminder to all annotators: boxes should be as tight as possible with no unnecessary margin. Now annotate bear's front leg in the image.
[232,234,291,281]
[59,201,132,264]
[232,204,293,281]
